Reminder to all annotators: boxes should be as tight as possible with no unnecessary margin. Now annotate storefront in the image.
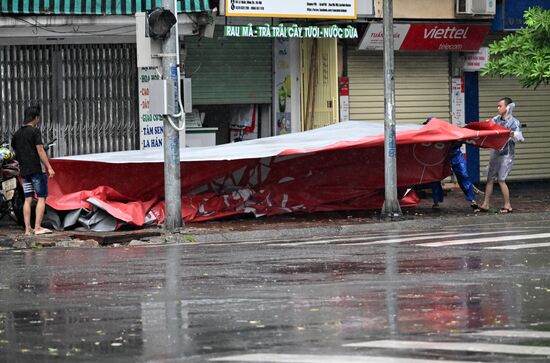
[478,76,550,181]
[349,22,490,126]
[183,28,273,144]
[0,0,210,156]
[475,0,550,181]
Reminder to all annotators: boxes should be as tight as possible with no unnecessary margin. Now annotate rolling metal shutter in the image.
[0,43,138,157]
[348,52,450,124]
[184,31,272,105]
[479,77,550,181]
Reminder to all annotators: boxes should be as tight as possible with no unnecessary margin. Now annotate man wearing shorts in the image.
[478,97,524,214]
[11,105,55,235]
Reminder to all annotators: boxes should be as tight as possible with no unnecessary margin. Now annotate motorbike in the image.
[0,139,56,226]
[0,143,23,224]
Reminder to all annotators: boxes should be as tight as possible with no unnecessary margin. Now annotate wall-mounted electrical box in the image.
[149,80,176,115]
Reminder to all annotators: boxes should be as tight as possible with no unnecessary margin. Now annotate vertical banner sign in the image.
[451,77,465,127]
[339,77,350,122]
[138,67,164,150]
[274,38,292,135]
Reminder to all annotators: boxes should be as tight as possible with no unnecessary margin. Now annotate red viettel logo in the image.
[424,26,469,39]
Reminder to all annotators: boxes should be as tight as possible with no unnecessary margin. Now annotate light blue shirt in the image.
[492,115,521,157]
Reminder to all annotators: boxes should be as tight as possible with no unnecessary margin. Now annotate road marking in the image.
[417,232,550,247]
[335,231,520,247]
[485,241,550,250]
[466,330,550,339]
[272,231,462,247]
[343,339,550,355]
[206,230,492,247]
[210,353,478,363]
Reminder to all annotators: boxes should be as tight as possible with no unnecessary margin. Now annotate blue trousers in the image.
[432,146,475,204]
[450,147,476,202]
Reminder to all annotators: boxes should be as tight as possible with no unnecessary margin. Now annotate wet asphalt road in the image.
[2,219,550,363]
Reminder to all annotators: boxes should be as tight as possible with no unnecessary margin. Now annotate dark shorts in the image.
[22,173,48,198]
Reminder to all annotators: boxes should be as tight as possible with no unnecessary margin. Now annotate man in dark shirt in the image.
[11,105,55,235]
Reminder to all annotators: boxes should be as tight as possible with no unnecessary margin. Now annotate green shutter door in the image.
[184,31,272,105]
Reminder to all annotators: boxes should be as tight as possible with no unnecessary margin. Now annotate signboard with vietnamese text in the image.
[359,23,490,52]
[225,0,356,19]
[464,47,489,72]
[138,67,164,150]
[224,24,358,38]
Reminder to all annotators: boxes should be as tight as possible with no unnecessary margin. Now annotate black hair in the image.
[499,97,513,106]
[23,105,41,124]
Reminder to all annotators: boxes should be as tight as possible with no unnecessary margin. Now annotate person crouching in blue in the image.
[426,117,479,211]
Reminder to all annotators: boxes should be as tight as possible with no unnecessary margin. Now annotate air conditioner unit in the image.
[456,0,496,15]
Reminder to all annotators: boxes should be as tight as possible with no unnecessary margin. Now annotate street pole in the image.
[381,0,402,219]
[161,0,183,231]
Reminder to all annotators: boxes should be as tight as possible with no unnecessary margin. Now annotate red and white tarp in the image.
[46,119,510,229]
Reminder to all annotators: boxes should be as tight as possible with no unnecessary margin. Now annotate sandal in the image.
[499,208,513,214]
[34,228,53,235]
[473,206,489,213]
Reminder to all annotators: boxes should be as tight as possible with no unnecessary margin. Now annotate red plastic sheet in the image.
[46,119,510,226]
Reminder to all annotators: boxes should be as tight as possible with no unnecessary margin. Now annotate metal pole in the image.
[162,0,183,231]
[381,0,402,219]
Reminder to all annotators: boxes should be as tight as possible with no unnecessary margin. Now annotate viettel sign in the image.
[359,23,491,51]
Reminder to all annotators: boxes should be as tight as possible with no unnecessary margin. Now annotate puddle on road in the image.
[271,256,490,276]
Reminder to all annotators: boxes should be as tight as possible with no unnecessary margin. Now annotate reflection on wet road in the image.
[1,221,550,362]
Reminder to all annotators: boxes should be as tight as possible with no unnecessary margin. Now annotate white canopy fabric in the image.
[58,121,422,163]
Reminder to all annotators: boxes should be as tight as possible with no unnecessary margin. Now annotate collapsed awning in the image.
[46,120,511,230]
[0,0,210,15]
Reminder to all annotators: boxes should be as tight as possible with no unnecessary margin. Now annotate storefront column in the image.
[465,71,480,183]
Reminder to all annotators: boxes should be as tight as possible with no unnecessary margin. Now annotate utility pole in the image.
[381,0,402,219]
[161,0,183,231]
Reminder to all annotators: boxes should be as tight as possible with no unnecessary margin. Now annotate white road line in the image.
[200,235,388,247]
[465,330,550,339]
[333,231,520,247]
[272,231,462,247]
[207,231,492,247]
[417,232,550,247]
[198,226,548,247]
[210,353,479,363]
[343,339,550,356]
[485,241,550,250]
[344,231,528,246]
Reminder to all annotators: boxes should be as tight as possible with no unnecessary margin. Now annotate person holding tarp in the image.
[425,117,479,211]
[476,97,524,214]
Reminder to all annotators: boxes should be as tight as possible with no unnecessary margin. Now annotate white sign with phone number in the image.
[225,0,356,19]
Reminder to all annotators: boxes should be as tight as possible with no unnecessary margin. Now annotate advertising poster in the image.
[274,38,292,135]
[359,23,490,52]
[451,77,465,127]
[138,67,164,150]
[339,77,350,122]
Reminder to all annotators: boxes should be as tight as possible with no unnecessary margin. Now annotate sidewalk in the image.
[1,181,549,248]
[182,180,550,243]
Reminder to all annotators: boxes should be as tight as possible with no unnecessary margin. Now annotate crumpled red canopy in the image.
[46,119,510,227]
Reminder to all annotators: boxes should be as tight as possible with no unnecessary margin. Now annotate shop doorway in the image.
[301,38,339,131]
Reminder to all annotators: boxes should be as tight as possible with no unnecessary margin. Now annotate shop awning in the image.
[0,0,210,15]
